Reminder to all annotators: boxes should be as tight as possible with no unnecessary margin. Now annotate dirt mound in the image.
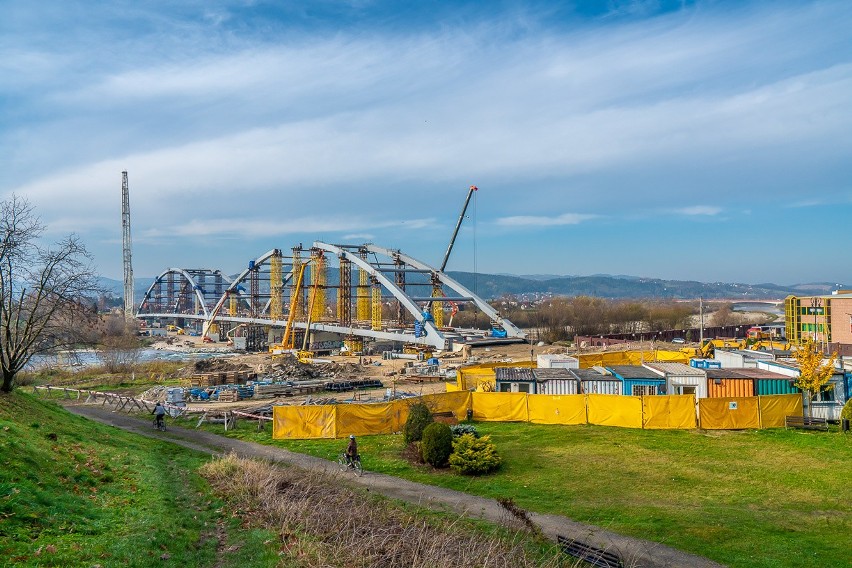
[193,358,253,374]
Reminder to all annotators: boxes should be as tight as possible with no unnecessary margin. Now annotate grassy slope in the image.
[194,419,852,568]
[0,392,280,567]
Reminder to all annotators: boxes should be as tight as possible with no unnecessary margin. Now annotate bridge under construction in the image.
[135,241,526,352]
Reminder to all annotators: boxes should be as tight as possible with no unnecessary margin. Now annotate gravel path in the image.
[66,403,725,568]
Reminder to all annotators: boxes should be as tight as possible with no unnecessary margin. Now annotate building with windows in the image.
[785,291,852,353]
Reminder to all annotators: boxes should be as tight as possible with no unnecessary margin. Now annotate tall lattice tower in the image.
[121,171,135,320]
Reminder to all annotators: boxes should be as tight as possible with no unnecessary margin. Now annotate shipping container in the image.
[532,368,581,395]
[537,354,579,369]
[495,367,537,394]
[606,365,666,396]
[713,349,774,369]
[572,368,621,395]
[706,370,754,398]
[754,378,800,395]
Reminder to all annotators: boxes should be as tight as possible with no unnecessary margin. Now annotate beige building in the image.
[785,291,852,353]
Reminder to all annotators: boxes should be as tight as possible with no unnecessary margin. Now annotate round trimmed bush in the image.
[403,402,434,444]
[420,422,453,467]
[841,398,852,422]
[449,434,501,475]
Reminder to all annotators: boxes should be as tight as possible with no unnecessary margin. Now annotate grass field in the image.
[0,392,280,567]
[193,417,852,568]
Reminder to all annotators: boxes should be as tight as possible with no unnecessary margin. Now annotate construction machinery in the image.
[267,258,318,363]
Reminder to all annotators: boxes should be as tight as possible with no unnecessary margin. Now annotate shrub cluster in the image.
[404,402,434,444]
[449,434,501,475]
[420,422,453,467]
[450,423,479,438]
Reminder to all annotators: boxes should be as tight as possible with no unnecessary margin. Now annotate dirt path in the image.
[66,403,725,568]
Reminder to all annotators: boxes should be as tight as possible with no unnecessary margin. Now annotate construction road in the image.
[66,403,726,568]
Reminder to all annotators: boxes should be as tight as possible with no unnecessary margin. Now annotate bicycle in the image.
[152,416,167,432]
[337,452,362,476]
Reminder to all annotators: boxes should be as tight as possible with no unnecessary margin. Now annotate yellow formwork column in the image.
[357,250,370,321]
[371,278,382,331]
[310,250,327,322]
[290,247,305,320]
[431,285,443,328]
[270,251,282,321]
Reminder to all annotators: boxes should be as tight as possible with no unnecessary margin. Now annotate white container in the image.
[537,354,579,369]
[644,362,707,398]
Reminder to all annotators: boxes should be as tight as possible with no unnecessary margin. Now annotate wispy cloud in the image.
[496,213,598,227]
[675,206,722,216]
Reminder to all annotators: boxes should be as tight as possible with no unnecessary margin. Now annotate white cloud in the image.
[675,206,722,216]
[496,213,598,227]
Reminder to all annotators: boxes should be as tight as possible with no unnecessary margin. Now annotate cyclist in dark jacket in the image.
[345,434,358,465]
[152,402,166,429]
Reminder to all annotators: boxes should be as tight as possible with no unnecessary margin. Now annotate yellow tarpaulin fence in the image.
[471,392,529,422]
[587,394,644,428]
[272,389,801,439]
[698,397,761,429]
[642,394,697,429]
[576,349,689,368]
[527,394,587,425]
[273,405,337,439]
[758,393,803,428]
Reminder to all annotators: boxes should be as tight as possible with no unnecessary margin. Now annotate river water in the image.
[29,348,235,369]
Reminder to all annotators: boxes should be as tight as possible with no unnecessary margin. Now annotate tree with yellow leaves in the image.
[793,337,837,417]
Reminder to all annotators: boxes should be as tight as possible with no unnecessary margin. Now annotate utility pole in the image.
[121,171,135,321]
[699,297,704,347]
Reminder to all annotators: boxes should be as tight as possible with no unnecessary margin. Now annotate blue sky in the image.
[2,0,851,285]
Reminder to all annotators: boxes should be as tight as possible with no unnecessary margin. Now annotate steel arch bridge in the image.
[135,241,525,351]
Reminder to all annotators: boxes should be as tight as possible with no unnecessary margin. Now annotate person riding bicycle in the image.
[152,402,166,429]
[345,434,358,466]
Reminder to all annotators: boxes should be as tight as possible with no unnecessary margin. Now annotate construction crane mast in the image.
[440,185,477,272]
[121,171,135,320]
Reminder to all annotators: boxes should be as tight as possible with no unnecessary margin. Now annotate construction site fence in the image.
[272,391,803,439]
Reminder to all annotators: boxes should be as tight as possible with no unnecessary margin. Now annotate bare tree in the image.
[98,314,142,372]
[0,196,101,392]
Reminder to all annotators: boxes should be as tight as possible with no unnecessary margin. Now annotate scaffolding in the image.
[291,246,305,320]
[270,249,283,321]
[394,252,406,324]
[356,248,370,322]
[371,277,382,331]
[338,256,352,327]
[310,249,327,322]
[431,282,444,328]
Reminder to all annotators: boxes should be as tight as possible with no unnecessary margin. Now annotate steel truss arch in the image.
[364,244,525,339]
[137,268,232,319]
[313,242,441,342]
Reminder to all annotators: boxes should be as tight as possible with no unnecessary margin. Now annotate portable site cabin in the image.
[713,349,774,369]
[644,362,707,398]
[756,359,849,420]
[606,365,666,396]
[570,368,621,395]
[705,369,756,398]
[531,368,581,395]
[536,354,579,369]
[494,367,537,394]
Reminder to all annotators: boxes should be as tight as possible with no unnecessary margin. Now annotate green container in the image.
[754,378,799,396]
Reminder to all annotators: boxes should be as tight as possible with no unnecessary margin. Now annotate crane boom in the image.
[440,185,477,272]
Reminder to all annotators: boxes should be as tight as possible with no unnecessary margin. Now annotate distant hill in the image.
[445,272,841,300]
[99,274,841,302]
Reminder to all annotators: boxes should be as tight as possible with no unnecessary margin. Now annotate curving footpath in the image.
[66,403,726,568]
